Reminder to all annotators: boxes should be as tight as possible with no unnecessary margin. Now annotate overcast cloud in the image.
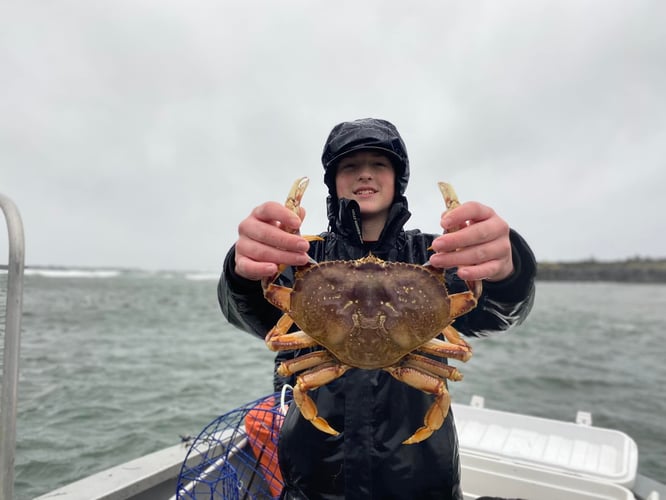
[2,1,665,271]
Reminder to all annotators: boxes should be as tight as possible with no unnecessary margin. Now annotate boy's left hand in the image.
[429,201,514,282]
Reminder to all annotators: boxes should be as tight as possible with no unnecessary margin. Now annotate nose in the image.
[357,162,374,180]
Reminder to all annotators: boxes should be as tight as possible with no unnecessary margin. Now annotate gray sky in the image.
[2,1,665,271]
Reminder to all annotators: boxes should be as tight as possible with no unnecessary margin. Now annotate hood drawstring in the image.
[350,206,363,244]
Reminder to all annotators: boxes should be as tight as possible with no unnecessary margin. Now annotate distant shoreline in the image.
[4,258,666,283]
[537,258,666,283]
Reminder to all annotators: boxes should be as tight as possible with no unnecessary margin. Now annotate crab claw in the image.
[438,181,461,210]
[436,182,482,300]
[261,177,315,293]
[284,177,309,228]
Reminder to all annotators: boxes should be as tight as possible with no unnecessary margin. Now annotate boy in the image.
[219,118,536,499]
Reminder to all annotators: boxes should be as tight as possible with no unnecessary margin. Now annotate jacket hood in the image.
[321,118,410,225]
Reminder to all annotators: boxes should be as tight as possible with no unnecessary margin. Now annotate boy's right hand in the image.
[234,202,310,281]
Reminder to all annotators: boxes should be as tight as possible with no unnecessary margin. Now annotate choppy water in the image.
[2,271,665,498]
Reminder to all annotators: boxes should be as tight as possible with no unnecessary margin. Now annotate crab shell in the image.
[288,254,473,369]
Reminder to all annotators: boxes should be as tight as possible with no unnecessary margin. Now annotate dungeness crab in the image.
[261,177,481,444]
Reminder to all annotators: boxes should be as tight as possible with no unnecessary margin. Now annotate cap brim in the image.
[324,145,405,169]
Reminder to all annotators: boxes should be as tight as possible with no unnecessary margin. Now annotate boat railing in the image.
[0,193,25,500]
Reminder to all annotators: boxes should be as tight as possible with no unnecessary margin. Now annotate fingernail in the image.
[297,240,309,252]
[435,234,449,249]
[443,216,456,231]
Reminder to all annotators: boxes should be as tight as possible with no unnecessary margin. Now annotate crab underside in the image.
[261,177,481,444]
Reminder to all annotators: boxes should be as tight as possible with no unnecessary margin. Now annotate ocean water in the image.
[2,271,665,498]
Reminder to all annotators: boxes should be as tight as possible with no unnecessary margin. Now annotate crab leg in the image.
[418,335,472,362]
[265,313,294,341]
[449,290,479,319]
[276,350,335,377]
[263,283,292,313]
[293,362,351,436]
[384,363,451,444]
[400,353,463,382]
[442,325,472,353]
[265,315,319,351]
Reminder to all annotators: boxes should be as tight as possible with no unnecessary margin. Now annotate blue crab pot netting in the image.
[176,392,290,500]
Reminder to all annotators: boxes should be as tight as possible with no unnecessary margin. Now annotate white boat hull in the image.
[35,398,665,500]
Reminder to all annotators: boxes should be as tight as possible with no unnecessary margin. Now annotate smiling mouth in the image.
[354,188,377,196]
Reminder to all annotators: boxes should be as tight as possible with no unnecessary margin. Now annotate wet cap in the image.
[321,118,410,197]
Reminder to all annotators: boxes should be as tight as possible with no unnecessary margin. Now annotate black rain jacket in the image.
[218,196,536,500]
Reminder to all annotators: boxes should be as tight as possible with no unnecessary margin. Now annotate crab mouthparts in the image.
[357,315,383,329]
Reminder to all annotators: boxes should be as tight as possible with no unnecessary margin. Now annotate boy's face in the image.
[334,150,396,220]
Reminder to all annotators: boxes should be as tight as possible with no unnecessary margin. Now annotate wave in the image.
[12,268,219,280]
[24,269,121,279]
[184,272,219,281]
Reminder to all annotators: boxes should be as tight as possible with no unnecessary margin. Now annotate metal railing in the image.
[0,193,25,500]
